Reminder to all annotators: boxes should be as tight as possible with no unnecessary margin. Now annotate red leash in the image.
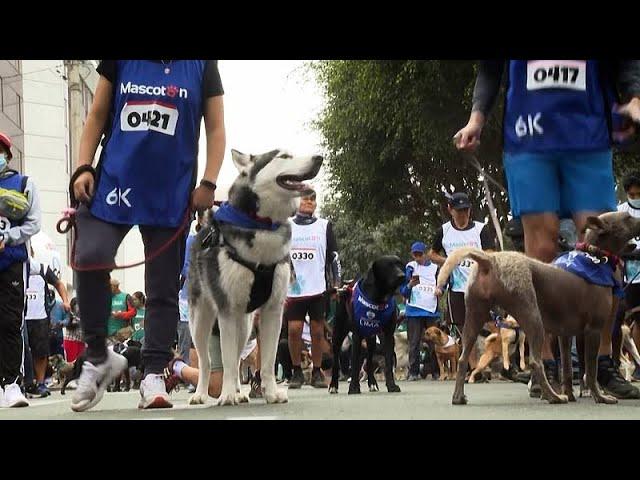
[56,208,192,272]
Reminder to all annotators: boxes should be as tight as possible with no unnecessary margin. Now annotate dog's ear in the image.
[582,216,606,234]
[231,149,253,171]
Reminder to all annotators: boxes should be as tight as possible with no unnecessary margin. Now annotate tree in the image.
[312,60,509,238]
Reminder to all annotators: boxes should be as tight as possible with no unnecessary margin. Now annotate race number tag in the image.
[459,259,475,268]
[415,284,434,295]
[0,215,10,233]
[291,248,316,261]
[527,60,586,91]
[120,101,179,136]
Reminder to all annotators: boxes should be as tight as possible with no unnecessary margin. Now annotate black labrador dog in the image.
[329,255,406,395]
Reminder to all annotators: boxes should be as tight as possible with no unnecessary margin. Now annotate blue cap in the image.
[411,241,427,253]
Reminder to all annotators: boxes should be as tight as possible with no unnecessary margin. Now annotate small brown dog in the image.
[469,315,527,383]
[424,326,460,381]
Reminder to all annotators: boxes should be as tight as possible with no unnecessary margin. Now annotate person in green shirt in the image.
[131,291,145,345]
[107,278,135,342]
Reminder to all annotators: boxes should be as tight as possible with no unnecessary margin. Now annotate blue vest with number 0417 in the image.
[91,60,206,227]
[0,172,28,271]
[504,60,614,154]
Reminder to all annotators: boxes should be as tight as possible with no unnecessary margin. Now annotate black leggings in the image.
[74,205,186,375]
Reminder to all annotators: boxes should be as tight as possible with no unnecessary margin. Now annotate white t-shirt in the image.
[441,221,485,292]
[406,260,438,313]
[618,201,640,284]
[288,218,328,298]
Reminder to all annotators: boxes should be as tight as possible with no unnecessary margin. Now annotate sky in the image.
[197,60,329,206]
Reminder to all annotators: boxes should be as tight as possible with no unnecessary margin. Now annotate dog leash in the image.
[451,137,506,251]
[56,208,192,272]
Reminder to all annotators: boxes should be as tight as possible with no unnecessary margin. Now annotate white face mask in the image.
[0,153,7,172]
[629,197,640,209]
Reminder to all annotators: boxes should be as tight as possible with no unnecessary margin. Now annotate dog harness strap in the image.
[575,242,620,267]
[214,202,281,231]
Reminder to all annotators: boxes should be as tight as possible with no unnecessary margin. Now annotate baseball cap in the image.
[411,241,427,254]
[0,132,12,160]
[448,192,470,210]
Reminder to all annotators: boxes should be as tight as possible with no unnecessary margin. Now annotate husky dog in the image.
[188,149,323,406]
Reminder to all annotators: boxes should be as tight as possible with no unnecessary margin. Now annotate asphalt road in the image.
[2,379,640,420]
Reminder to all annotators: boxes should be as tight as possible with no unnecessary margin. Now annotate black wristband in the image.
[199,179,217,192]
[69,165,97,207]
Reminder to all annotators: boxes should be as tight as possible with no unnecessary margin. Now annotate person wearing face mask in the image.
[614,173,640,380]
[0,131,42,408]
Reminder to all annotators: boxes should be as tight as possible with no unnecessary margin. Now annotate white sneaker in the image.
[4,383,29,408]
[138,374,172,409]
[70,349,127,412]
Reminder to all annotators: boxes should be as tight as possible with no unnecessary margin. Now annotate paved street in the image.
[2,379,640,420]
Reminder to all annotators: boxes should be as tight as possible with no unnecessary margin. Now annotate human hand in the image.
[73,171,95,204]
[453,123,482,152]
[190,185,215,213]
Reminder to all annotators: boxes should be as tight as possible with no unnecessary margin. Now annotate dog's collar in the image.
[496,320,519,331]
[575,242,620,268]
[214,202,281,231]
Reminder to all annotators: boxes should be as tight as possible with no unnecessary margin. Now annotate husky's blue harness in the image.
[201,203,286,313]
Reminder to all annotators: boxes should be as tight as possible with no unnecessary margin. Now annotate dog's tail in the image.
[436,247,492,290]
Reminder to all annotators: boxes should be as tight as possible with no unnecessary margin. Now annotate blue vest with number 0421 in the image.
[0,172,28,271]
[504,60,615,154]
[91,60,206,227]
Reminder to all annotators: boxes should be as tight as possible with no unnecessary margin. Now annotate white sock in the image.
[173,360,187,378]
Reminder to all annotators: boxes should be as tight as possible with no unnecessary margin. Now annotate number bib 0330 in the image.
[120,101,179,136]
[290,248,316,261]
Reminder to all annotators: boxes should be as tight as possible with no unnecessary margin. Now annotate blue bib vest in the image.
[91,60,206,227]
[351,282,396,337]
[0,172,28,271]
[504,60,615,153]
[553,250,623,298]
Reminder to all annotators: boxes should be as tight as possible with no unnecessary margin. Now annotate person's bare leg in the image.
[34,357,48,384]
[288,321,303,367]
[522,213,560,362]
[178,365,223,398]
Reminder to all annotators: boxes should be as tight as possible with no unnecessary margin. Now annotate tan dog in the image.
[424,326,460,380]
[394,331,409,381]
[469,315,527,383]
[620,324,640,382]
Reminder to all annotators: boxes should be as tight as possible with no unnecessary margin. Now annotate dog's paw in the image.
[368,380,379,392]
[387,384,401,393]
[217,390,239,406]
[264,388,288,404]
[236,392,249,404]
[188,391,209,405]
[593,393,618,405]
[452,395,468,405]
[328,385,338,394]
[546,394,569,404]
[348,385,361,395]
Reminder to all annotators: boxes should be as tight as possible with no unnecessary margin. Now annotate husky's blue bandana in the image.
[214,202,281,231]
[351,281,396,337]
[553,250,623,298]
